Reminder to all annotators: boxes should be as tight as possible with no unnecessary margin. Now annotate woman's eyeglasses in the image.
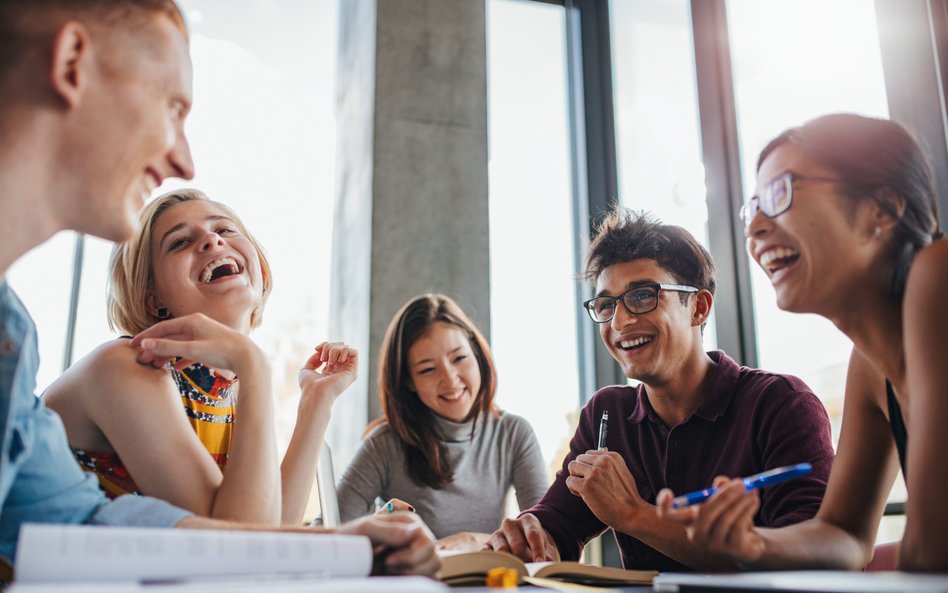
[739,172,848,231]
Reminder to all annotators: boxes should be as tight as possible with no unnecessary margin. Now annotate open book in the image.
[15,523,374,585]
[438,549,657,587]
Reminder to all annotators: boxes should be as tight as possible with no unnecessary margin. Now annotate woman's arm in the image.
[657,348,899,569]
[508,415,550,510]
[48,315,282,523]
[279,342,358,525]
[131,314,280,523]
[336,429,391,522]
[900,240,948,570]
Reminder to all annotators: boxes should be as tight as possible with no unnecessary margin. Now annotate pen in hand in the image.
[597,410,609,450]
[671,463,812,508]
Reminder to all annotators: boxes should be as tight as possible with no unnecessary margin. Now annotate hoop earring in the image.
[157,307,170,320]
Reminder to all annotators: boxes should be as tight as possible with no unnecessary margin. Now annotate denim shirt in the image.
[0,282,191,563]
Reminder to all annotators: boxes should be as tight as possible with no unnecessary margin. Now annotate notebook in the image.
[654,571,948,593]
[15,523,371,584]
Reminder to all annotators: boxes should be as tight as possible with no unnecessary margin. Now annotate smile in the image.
[439,388,468,402]
[618,336,654,351]
[758,246,799,276]
[200,257,242,283]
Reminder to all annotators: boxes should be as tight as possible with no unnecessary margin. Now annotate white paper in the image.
[9,576,448,593]
[655,570,948,593]
[15,524,372,584]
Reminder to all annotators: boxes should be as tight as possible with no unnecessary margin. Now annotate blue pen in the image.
[671,463,812,509]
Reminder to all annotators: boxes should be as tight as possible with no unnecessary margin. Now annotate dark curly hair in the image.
[584,208,716,304]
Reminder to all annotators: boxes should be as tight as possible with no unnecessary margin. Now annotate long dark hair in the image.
[758,113,942,299]
[369,294,497,489]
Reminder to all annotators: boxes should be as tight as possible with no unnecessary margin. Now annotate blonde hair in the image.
[107,188,273,336]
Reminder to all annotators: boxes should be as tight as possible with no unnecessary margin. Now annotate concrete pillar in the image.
[329,0,490,470]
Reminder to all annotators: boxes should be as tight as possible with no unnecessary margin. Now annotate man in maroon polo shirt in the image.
[484,210,834,571]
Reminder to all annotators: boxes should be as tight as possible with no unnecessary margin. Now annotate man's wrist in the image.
[614,497,651,536]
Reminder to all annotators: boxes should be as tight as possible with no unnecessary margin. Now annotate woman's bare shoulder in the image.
[46,338,172,407]
[907,239,948,288]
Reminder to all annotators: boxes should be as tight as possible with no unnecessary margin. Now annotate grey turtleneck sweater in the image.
[336,411,549,539]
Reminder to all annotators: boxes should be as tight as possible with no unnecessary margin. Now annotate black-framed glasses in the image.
[583,283,699,323]
[739,172,848,230]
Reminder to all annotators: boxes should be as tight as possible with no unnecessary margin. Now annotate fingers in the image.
[386,498,415,513]
[488,518,530,561]
[383,525,440,576]
[348,514,439,577]
[570,449,622,476]
[483,531,511,554]
[567,459,588,478]
[131,314,217,347]
[308,342,358,373]
[488,515,555,563]
[690,479,748,543]
[520,515,556,562]
[656,488,699,525]
[714,490,759,549]
[574,449,612,465]
[376,498,415,514]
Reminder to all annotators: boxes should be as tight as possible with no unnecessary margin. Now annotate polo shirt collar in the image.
[693,350,739,421]
[626,350,739,425]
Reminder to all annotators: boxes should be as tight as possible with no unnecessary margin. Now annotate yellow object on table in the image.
[486,566,520,588]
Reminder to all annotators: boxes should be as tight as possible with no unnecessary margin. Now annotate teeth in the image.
[441,388,465,401]
[200,257,239,283]
[759,247,799,270]
[619,336,653,349]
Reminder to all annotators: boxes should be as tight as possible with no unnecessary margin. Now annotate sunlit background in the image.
[9,0,905,539]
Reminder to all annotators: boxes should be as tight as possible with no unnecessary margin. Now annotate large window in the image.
[487,0,582,474]
[610,0,716,352]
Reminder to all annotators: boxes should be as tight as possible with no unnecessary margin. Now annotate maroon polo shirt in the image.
[525,350,834,572]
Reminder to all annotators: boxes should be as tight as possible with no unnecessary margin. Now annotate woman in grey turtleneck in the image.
[337,294,549,545]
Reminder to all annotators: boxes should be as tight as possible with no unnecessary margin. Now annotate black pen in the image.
[597,410,608,450]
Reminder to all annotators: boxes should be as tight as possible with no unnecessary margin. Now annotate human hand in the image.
[656,476,765,564]
[482,514,559,563]
[336,512,440,577]
[436,531,490,552]
[131,313,263,375]
[565,449,646,532]
[298,342,358,400]
[376,498,415,515]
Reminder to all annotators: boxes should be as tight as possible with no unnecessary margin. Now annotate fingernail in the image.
[408,505,415,513]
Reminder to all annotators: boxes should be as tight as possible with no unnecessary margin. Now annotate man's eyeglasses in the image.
[583,283,699,323]
[739,172,848,230]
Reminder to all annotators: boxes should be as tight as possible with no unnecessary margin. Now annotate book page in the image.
[527,560,656,585]
[15,524,372,584]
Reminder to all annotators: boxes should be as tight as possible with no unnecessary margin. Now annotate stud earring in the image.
[157,307,170,320]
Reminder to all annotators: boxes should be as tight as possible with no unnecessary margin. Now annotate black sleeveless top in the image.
[886,380,908,477]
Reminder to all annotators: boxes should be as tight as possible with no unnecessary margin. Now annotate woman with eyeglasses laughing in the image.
[658,113,947,572]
